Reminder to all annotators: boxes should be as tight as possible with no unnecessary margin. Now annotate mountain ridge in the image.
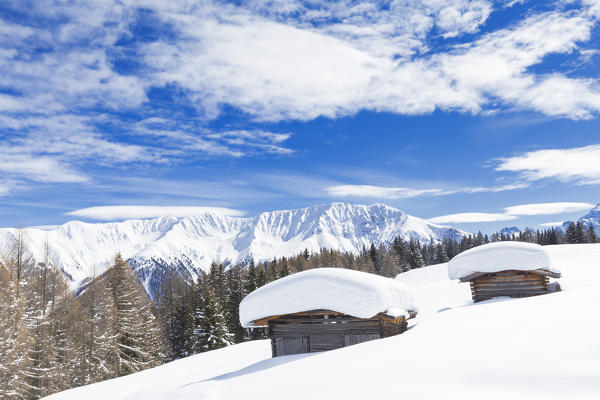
[0,202,466,297]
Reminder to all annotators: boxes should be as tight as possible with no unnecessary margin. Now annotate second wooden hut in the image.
[448,241,561,302]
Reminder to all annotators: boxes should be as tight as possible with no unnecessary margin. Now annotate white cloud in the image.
[0,154,89,183]
[65,206,246,220]
[135,1,600,121]
[324,182,528,199]
[540,221,565,227]
[325,185,443,199]
[436,0,493,38]
[428,212,519,223]
[0,183,11,196]
[469,183,530,192]
[496,145,600,185]
[504,202,595,216]
[0,0,598,202]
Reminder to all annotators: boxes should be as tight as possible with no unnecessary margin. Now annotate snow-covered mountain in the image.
[0,202,465,297]
[567,203,600,231]
[2,203,466,284]
[499,226,520,236]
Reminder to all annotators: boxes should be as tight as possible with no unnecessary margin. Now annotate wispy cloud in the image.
[539,221,565,227]
[65,206,246,221]
[504,202,595,215]
[324,182,528,199]
[325,185,443,199]
[0,154,89,183]
[138,1,600,121]
[428,201,595,224]
[1,0,599,203]
[496,145,600,185]
[428,213,519,224]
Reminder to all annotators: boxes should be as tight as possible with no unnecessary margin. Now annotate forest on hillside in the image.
[0,222,596,399]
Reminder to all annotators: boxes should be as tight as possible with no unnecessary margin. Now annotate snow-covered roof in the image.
[239,268,416,327]
[447,241,559,280]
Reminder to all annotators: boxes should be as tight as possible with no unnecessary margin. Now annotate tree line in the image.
[0,222,597,398]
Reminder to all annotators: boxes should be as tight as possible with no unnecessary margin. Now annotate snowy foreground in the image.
[45,244,600,400]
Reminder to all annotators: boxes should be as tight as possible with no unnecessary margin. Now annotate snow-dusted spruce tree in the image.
[79,269,119,384]
[408,239,425,269]
[0,256,32,400]
[208,263,229,315]
[23,255,59,399]
[48,276,87,394]
[587,225,597,243]
[244,259,257,294]
[195,285,233,352]
[435,243,449,264]
[225,266,246,343]
[108,253,166,377]
[158,271,195,360]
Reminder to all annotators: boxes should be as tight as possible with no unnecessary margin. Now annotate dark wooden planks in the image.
[267,310,411,357]
[460,268,560,282]
[468,271,552,302]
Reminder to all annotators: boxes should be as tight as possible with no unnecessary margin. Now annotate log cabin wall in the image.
[469,270,551,302]
[267,311,408,357]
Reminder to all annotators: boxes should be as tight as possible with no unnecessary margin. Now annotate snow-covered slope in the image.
[43,243,600,400]
[0,203,465,296]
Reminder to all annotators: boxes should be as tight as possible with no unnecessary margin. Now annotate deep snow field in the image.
[45,243,600,400]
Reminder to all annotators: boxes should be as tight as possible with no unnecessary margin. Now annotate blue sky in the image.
[1,0,600,233]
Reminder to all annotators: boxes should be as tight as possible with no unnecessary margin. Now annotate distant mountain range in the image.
[499,227,520,236]
[0,202,466,298]
[499,203,600,235]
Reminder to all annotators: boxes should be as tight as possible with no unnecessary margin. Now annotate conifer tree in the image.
[158,271,184,360]
[256,267,268,288]
[302,248,310,260]
[0,259,31,400]
[108,253,166,376]
[408,239,425,269]
[435,243,449,264]
[48,279,86,394]
[587,225,597,243]
[80,270,119,384]
[245,259,258,294]
[195,285,232,351]
[225,267,246,343]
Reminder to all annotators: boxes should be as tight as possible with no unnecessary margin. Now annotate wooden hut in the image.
[448,242,561,302]
[239,268,417,357]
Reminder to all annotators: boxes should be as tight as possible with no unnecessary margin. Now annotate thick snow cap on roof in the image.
[448,241,559,280]
[239,268,416,327]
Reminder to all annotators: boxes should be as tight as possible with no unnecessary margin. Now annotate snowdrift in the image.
[44,244,600,400]
[239,268,416,327]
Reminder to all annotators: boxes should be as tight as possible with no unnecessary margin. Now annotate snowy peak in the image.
[499,227,520,236]
[580,203,600,221]
[0,203,466,297]
[558,203,600,232]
